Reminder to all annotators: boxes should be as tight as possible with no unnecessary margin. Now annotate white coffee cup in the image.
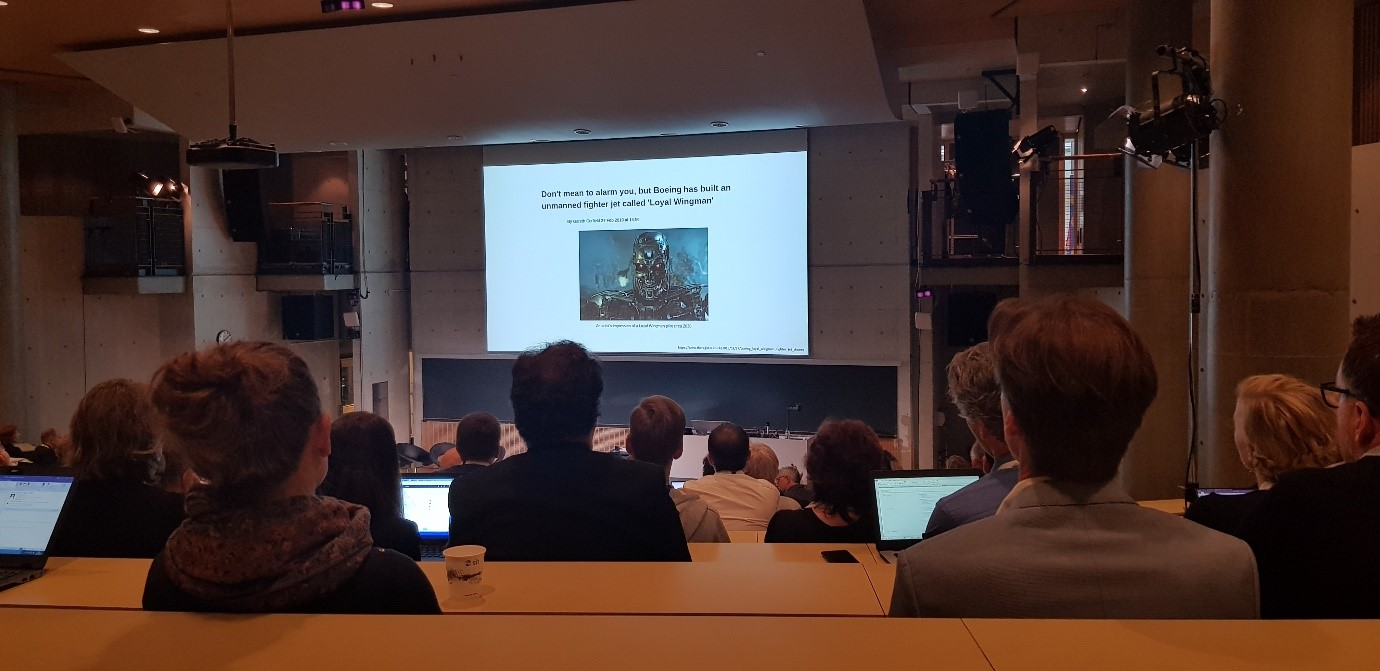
[443,545,486,599]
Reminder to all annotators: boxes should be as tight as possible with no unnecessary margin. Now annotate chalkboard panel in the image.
[422,358,898,437]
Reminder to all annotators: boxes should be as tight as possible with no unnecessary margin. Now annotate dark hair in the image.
[1342,314,1380,408]
[807,419,888,520]
[0,424,15,446]
[455,412,503,462]
[151,341,322,502]
[40,428,58,445]
[320,412,402,519]
[69,379,163,484]
[990,294,1157,484]
[510,341,603,450]
[627,395,686,467]
[706,422,749,472]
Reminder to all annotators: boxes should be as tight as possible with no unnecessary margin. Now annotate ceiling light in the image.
[0,2,11,7]
[137,27,160,34]
[573,128,592,135]
[755,51,766,57]
[328,141,348,147]
[321,0,364,13]
[446,135,463,141]
[1080,86,1089,94]
[710,121,728,128]
[186,0,279,169]
[371,2,394,7]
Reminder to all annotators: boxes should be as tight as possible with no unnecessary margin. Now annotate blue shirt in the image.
[923,454,1020,538]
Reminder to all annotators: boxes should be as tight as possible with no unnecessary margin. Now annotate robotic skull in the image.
[630,232,670,301]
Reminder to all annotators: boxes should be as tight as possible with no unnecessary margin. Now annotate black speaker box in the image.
[222,169,269,242]
[947,291,1000,347]
[281,294,336,341]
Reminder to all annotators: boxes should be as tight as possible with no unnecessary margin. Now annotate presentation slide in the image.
[484,146,808,355]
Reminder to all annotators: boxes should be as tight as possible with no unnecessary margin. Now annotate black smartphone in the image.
[821,549,859,564]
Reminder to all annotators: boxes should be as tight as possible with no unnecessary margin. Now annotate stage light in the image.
[1121,45,1222,167]
[1013,125,1061,164]
[135,173,184,200]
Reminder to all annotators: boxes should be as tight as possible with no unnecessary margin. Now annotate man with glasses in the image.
[1240,314,1380,618]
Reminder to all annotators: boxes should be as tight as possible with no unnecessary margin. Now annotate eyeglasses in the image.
[1320,382,1364,409]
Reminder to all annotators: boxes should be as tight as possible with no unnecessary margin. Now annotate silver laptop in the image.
[872,469,981,560]
[0,474,76,590]
[400,474,452,560]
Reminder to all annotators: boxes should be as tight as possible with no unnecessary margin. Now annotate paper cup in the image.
[443,545,486,599]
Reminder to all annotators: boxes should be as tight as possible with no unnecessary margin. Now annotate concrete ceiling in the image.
[59,0,898,152]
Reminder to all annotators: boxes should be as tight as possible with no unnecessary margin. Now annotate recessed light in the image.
[1080,86,1089,94]
[371,2,394,7]
[137,27,160,34]
[446,134,463,141]
[0,2,11,7]
[755,51,766,57]
[710,121,728,128]
[328,141,348,147]
[573,128,592,135]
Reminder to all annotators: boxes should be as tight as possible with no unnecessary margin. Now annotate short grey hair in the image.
[776,464,802,484]
[946,342,1003,439]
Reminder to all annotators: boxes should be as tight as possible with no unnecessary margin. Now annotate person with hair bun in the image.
[764,419,889,543]
[46,379,185,558]
[141,341,439,614]
[1187,374,1341,536]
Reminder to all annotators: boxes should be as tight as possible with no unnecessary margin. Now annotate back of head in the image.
[510,341,603,450]
[990,294,1157,484]
[455,412,503,463]
[706,422,750,472]
[40,428,58,446]
[150,341,322,503]
[946,342,1003,440]
[777,464,801,485]
[69,379,162,484]
[0,424,15,446]
[1235,374,1342,481]
[320,411,402,518]
[806,419,888,518]
[1342,314,1380,409]
[744,443,780,481]
[626,395,686,467]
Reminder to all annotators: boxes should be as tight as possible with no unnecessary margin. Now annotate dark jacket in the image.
[765,508,877,543]
[1184,489,1268,538]
[1240,456,1380,618]
[448,443,691,561]
[370,515,422,561]
[46,480,185,558]
[143,547,441,614]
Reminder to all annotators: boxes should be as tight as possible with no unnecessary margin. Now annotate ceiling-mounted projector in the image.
[187,0,279,170]
[187,133,279,169]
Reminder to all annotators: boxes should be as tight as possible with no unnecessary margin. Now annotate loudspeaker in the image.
[946,291,1000,347]
[222,169,269,242]
[954,109,1018,251]
[281,294,336,341]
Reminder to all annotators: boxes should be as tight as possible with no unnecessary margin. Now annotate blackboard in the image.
[421,358,898,437]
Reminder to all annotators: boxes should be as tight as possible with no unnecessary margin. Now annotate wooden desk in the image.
[727,530,764,543]
[423,561,885,615]
[965,619,1380,671]
[689,542,877,563]
[863,558,898,611]
[0,607,994,671]
[1139,498,1187,516]
[0,557,888,617]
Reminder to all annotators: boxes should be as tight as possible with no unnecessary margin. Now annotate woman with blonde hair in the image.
[142,342,439,614]
[1186,374,1342,536]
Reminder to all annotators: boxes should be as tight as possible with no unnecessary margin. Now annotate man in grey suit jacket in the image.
[890,295,1259,619]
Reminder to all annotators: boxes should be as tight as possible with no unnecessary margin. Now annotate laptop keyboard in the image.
[0,568,24,580]
[420,543,446,561]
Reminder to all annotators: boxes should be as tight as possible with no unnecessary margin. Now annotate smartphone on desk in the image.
[821,550,859,564]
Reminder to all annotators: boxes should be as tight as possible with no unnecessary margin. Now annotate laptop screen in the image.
[0,475,74,556]
[873,471,981,543]
[400,476,452,541]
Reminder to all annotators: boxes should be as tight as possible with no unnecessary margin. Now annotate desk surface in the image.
[0,607,992,671]
[965,618,1380,671]
[689,542,877,563]
[0,557,887,617]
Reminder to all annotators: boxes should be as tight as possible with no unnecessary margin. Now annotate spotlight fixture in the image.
[573,128,592,135]
[137,27,160,34]
[321,0,364,12]
[187,0,279,169]
[135,173,185,200]
[1013,125,1060,164]
[710,121,728,128]
[1121,45,1222,168]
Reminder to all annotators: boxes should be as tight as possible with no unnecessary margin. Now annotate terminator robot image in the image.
[580,229,708,320]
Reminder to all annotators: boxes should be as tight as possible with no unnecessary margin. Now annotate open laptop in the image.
[872,469,982,562]
[400,474,452,561]
[0,474,75,590]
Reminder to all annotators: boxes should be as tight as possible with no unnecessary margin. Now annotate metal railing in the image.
[1029,154,1124,258]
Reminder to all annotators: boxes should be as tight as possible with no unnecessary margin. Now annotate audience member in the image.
[320,412,422,561]
[925,343,1021,538]
[942,454,971,470]
[1,424,23,460]
[1240,315,1380,618]
[626,395,729,543]
[158,445,197,495]
[890,294,1258,619]
[969,442,992,474]
[765,420,888,543]
[447,341,690,561]
[1187,374,1340,536]
[774,464,813,507]
[46,380,186,559]
[27,428,60,468]
[439,412,503,479]
[745,443,779,481]
[142,341,439,614]
[684,422,798,531]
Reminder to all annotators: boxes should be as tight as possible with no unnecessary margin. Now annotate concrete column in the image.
[1121,0,1193,499]
[0,85,28,431]
[1016,54,1038,294]
[1202,0,1353,485]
